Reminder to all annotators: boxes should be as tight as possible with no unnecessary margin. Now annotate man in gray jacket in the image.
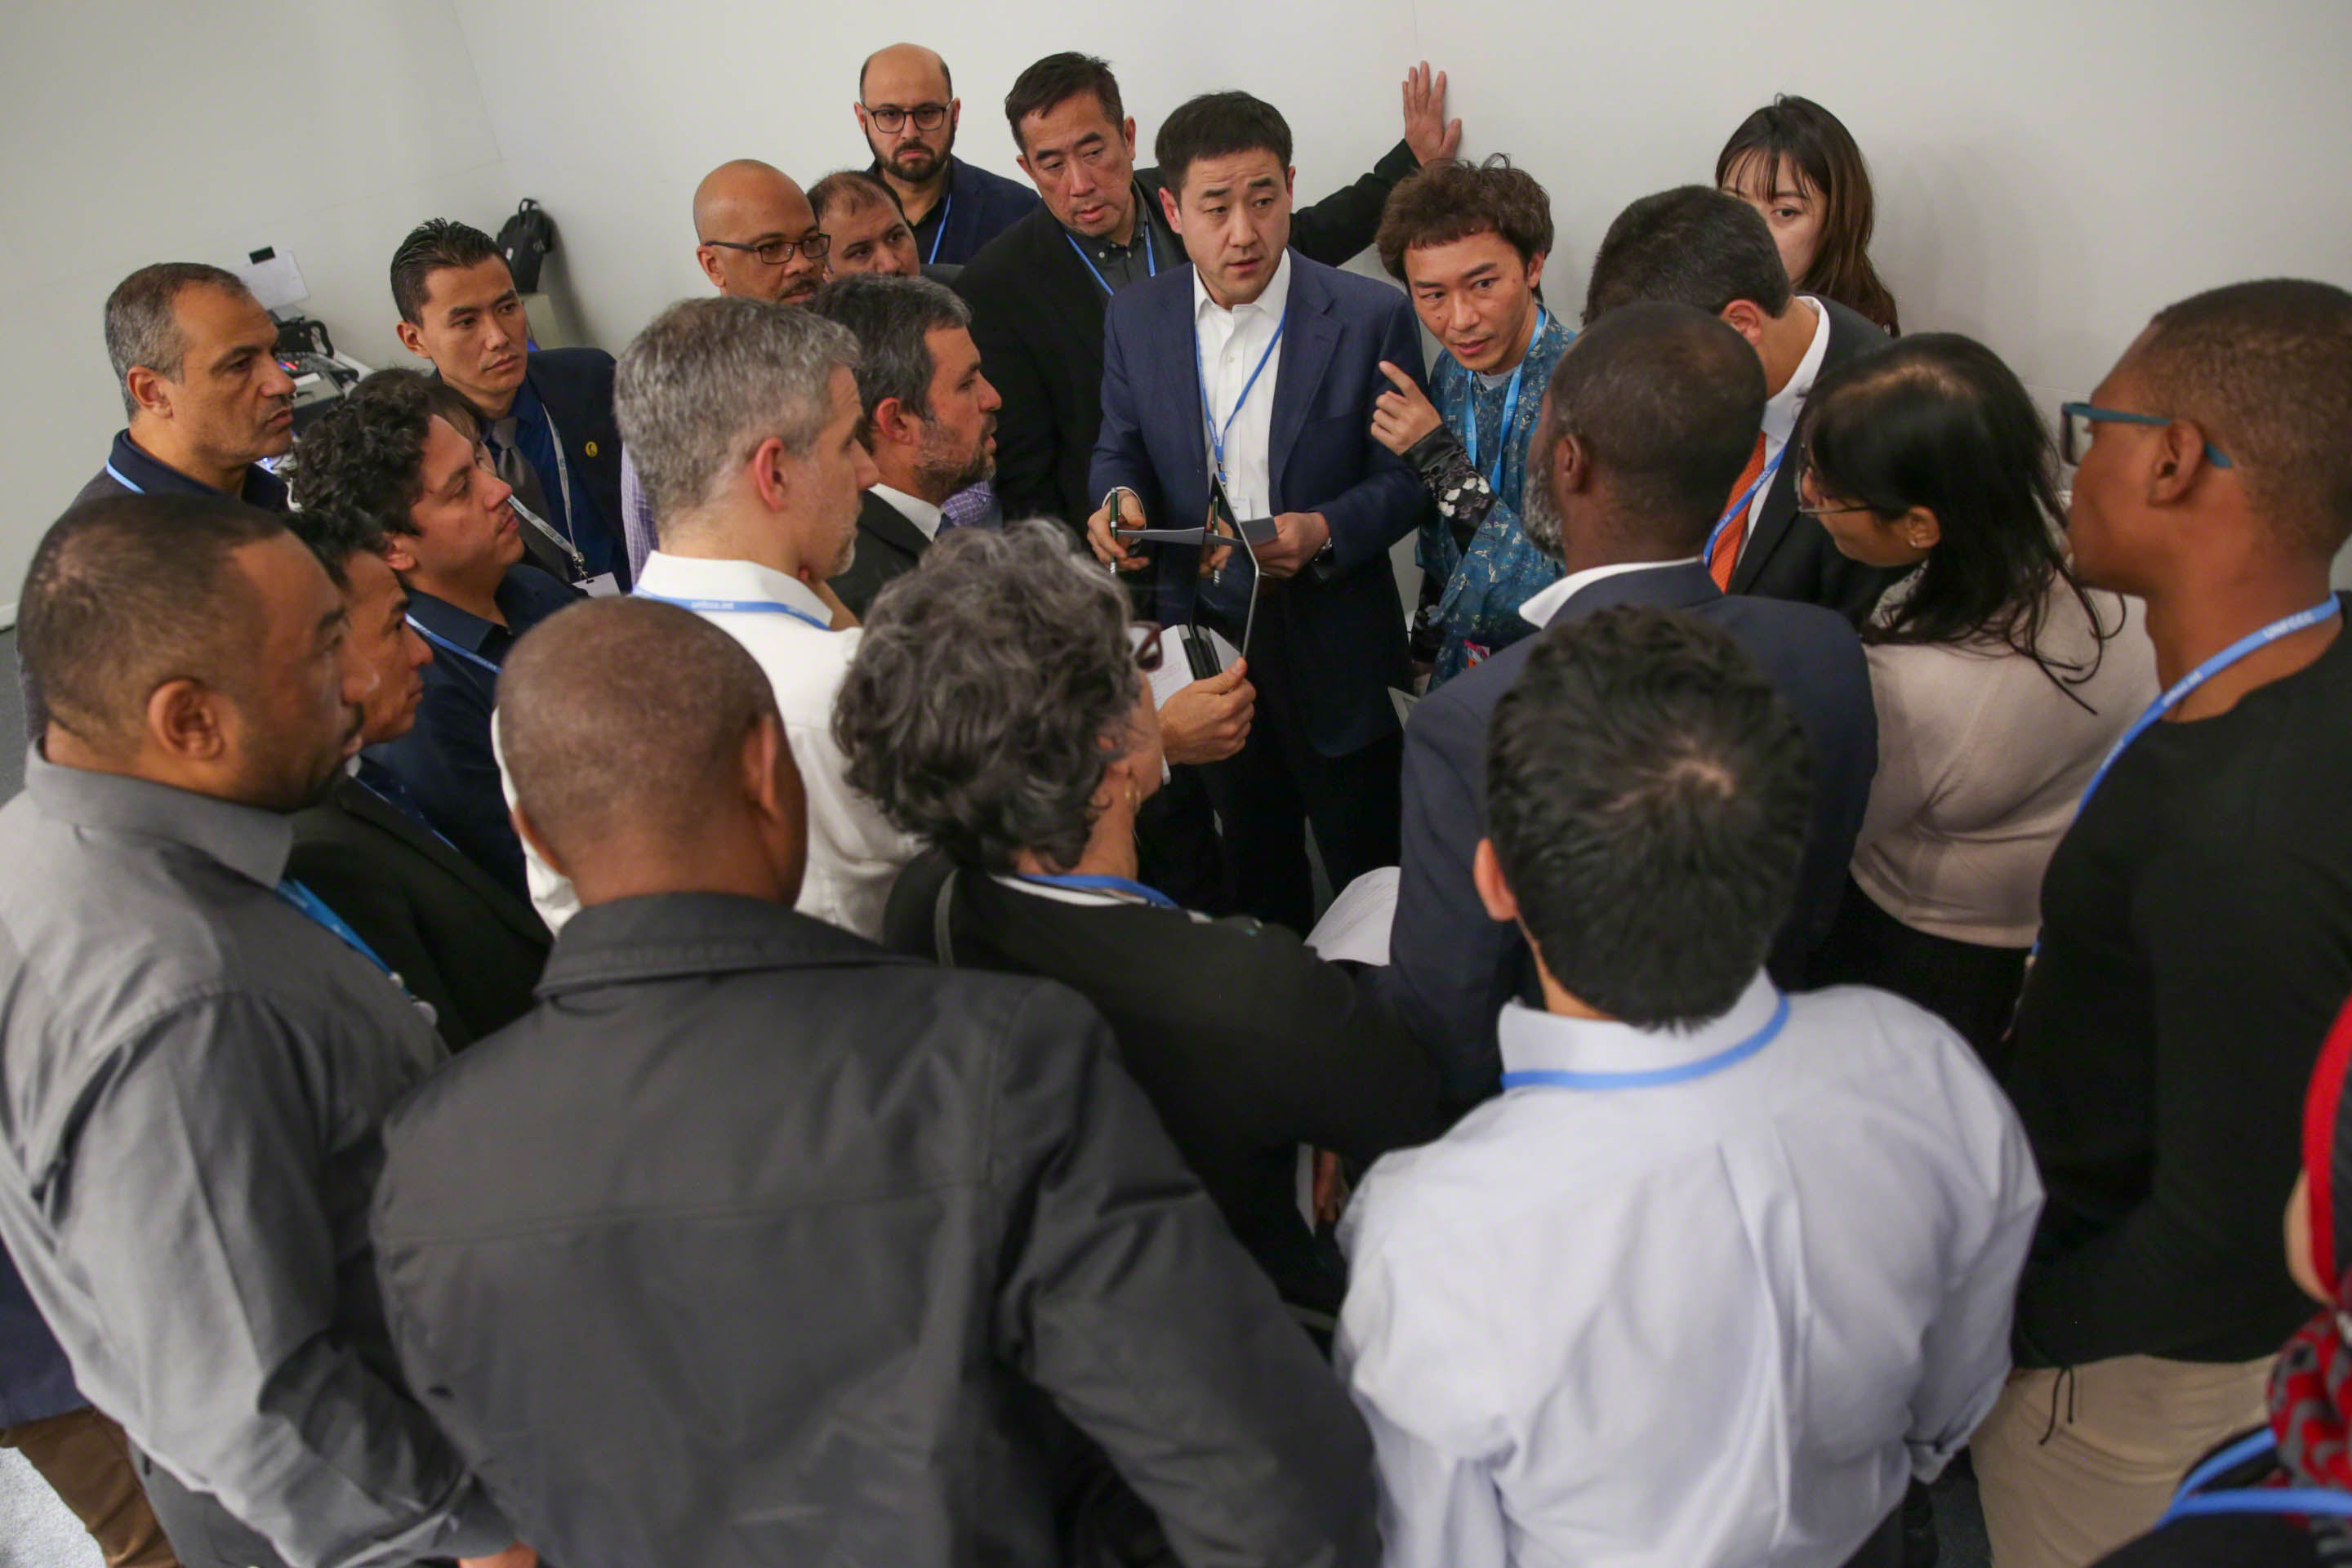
[370,595,1379,1568]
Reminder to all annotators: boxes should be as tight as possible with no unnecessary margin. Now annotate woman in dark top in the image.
[2095,989,2352,1566]
[1717,95,1902,335]
[835,522,1445,1328]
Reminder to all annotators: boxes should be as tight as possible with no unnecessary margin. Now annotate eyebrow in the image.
[1769,187,1811,203]
[315,606,349,644]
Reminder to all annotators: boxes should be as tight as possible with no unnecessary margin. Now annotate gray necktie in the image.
[486,416,551,520]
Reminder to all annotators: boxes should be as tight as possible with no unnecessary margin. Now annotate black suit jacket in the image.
[958,141,1419,530]
[287,775,550,1049]
[1735,298,1908,622]
[827,490,930,617]
[522,347,630,590]
[890,154,1042,266]
[1382,561,1878,1106]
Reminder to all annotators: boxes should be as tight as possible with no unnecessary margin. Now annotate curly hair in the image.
[1376,157,1554,280]
[283,369,479,538]
[832,519,1142,873]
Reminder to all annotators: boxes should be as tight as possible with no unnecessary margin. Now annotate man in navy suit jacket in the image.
[1089,92,1431,932]
[1383,302,1878,1106]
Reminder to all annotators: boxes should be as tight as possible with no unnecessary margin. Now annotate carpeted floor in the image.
[0,1447,101,1568]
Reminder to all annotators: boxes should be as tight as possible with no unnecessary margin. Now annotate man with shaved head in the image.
[855,42,1038,265]
[691,158,828,306]
[0,493,528,1568]
[372,595,1382,1568]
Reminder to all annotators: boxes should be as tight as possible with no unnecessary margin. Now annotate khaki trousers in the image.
[2,1405,182,1567]
[1973,1352,2271,1568]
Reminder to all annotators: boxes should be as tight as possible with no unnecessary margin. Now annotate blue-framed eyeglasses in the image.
[2060,402,2233,469]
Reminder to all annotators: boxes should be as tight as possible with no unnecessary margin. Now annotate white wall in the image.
[7,0,2352,612]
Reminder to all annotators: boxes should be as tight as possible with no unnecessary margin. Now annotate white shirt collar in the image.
[1498,972,1780,1082]
[1192,250,1293,327]
[867,483,944,543]
[1763,296,1831,450]
[634,550,834,627]
[1518,558,1707,629]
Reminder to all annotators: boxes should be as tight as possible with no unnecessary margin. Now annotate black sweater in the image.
[2007,604,2352,1365]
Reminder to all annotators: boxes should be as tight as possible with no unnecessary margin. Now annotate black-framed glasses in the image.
[862,102,949,133]
[1794,501,1878,519]
[702,233,830,265]
[1128,621,1165,674]
[2060,401,2233,469]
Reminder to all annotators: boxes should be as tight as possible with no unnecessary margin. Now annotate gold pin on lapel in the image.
[583,440,599,457]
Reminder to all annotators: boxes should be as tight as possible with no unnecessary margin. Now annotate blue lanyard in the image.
[1194,310,1288,483]
[1064,224,1156,296]
[2077,597,2341,818]
[1015,873,1181,909]
[275,878,399,981]
[1500,991,1788,1091]
[406,617,504,676]
[104,461,145,493]
[1462,309,1546,493]
[2156,1429,2352,1525]
[634,590,831,632]
[925,192,953,265]
[1702,441,1788,569]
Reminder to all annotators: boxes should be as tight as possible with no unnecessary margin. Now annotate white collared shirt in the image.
[1737,296,1832,555]
[1517,557,1706,630]
[868,483,944,543]
[506,550,920,941]
[1337,975,2042,1568]
[1192,252,1293,521]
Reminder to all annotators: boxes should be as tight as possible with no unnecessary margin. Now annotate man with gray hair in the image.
[521,294,915,940]
[74,262,297,511]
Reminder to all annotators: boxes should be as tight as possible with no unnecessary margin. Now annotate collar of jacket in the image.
[536,890,911,996]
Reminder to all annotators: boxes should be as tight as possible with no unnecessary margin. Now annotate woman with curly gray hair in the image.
[836,521,1443,1327]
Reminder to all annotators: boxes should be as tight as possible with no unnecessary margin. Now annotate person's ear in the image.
[510,800,568,883]
[2148,419,2216,505]
[694,244,728,292]
[380,533,421,575]
[1120,118,1138,160]
[868,395,917,451]
[743,713,808,906]
[1284,166,1297,198]
[394,319,430,360]
[853,102,871,134]
[1718,300,1767,350]
[1472,838,1521,924]
[948,98,961,131]
[748,435,795,513]
[1158,184,1183,235]
[1525,252,1548,296]
[1551,430,1593,495]
[124,366,172,421]
[1895,505,1941,551]
[145,679,229,765]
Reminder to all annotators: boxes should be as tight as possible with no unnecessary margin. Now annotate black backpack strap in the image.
[932,865,960,968]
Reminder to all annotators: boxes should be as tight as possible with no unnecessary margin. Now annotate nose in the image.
[487,470,514,510]
[978,373,1003,413]
[853,439,881,491]
[1448,294,1480,335]
[404,625,434,671]
[260,354,296,400]
[340,641,379,710]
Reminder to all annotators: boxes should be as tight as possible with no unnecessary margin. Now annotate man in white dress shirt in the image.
[511,296,920,940]
[1338,605,2042,1568]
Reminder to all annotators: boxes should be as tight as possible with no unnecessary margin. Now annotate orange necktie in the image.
[1710,433,1769,590]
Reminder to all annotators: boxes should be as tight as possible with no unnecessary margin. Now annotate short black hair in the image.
[19,493,286,751]
[1544,301,1766,553]
[284,369,480,539]
[1584,185,1793,324]
[2132,278,2352,560]
[1154,91,1291,197]
[283,506,392,590]
[1486,606,1810,1028]
[1004,53,1125,155]
[103,262,252,420]
[1377,157,1554,279]
[390,219,505,326]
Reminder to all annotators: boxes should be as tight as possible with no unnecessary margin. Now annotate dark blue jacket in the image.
[889,155,1040,267]
[1382,560,1878,1105]
[71,429,289,513]
[1091,253,1430,758]
[511,348,629,590]
[1,1241,82,1427]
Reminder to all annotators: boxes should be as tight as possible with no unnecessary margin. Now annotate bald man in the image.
[692,159,827,305]
[373,595,1379,1568]
[855,42,1038,265]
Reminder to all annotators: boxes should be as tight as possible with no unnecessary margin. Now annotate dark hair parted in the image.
[389,219,505,326]
[1486,607,1810,1028]
[1004,53,1125,154]
[1716,96,1900,334]
[498,597,782,869]
[1542,301,1765,554]
[103,263,251,420]
[2132,278,2352,560]
[1584,186,1792,325]
[808,274,972,425]
[833,519,1142,874]
[1376,158,1554,280]
[20,493,286,751]
[1154,91,1292,197]
[283,369,481,538]
[1800,333,2115,701]
[283,506,391,590]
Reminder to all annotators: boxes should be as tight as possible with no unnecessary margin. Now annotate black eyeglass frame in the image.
[702,234,831,265]
[861,102,951,133]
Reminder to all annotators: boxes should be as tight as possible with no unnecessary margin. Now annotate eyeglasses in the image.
[2059,402,2233,469]
[1129,621,1165,674]
[1793,466,1878,519]
[862,102,950,133]
[702,233,830,265]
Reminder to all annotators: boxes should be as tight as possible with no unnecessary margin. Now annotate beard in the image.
[1518,433,1566,562]
[889,142,947,183]
[915,422,993,497]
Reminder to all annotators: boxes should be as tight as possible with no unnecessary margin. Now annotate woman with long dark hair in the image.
[1800,332,2156,1064]
[1717,95,1903,334]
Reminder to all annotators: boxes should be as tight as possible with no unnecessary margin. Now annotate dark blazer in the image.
[884,853,1444,1316]
[826,490,930,617]
[287,774,550,1049]
[0,1244,82,1428]
[1092,253,1428,758]
[958,141,1419,530]
[372,892,1379,1568]
[73,428,289,512]
[1735,298,1909,623]
[892,155,1041,266]
[519,347,630,590]
[1382,561,1878,1105]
